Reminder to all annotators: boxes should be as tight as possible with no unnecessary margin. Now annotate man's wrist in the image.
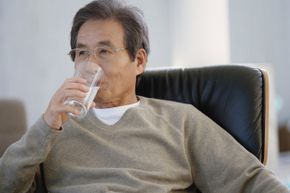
[42,114,62,130]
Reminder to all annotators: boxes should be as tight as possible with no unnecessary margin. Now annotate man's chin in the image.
[93,92,120,108]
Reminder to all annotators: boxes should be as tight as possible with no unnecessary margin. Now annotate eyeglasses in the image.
[68,46,127,63]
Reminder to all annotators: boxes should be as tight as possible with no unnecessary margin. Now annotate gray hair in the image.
[70,0,150,61]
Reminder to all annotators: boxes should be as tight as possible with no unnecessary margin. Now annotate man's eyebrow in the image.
[76,41,115,48]
[97,40,114,47]
[75,43,87,48]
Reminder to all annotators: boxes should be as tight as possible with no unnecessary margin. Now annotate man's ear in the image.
[135,48,147,76]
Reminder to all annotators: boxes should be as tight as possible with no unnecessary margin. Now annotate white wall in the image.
[169,0,230,67]
[229,0,290,125]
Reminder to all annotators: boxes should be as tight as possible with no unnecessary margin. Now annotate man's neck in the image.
[94,94,138,109]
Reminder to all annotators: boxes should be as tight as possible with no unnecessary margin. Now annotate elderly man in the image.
[0,0,289,193]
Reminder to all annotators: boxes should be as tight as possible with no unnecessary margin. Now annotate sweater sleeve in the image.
[0,116,62,193]
[185,108,290,193]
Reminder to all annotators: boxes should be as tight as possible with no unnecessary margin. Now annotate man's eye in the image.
[98,48,112,55]
[77,50,88,56]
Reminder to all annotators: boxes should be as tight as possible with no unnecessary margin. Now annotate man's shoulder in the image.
[138,96,196,112]
[137,96,208,129]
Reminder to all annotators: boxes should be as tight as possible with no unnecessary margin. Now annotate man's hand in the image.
[43,77,93,130]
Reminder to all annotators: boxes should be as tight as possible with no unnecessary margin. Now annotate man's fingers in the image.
[60,90,87,102]
[65,77,87,84]
[89,101,96,109]
[64,82,89,92]
[56,103,81,116]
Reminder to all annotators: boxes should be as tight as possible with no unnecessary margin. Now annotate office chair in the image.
[30,65,269,193]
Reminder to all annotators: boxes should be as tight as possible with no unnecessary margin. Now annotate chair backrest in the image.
[0,99,27,156]
[136,65,269,164]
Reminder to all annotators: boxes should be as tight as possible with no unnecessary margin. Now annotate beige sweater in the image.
[0,96,289,193]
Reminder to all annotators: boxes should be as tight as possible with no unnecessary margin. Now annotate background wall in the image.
[169,0,230,66]
[229,0,290,126]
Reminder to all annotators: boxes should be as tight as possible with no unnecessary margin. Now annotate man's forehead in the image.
[76,20,124,47]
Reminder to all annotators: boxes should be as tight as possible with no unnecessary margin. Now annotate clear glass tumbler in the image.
[64,60,103,119]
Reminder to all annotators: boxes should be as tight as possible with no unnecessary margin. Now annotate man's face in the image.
[76,19,146,107]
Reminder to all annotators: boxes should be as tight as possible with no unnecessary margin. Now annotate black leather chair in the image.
[137,65,269,193]
[31,65,269,192]
[136,65,269,164]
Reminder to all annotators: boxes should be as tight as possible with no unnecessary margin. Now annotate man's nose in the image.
[87,51,100,65]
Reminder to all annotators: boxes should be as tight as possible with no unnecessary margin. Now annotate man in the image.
[0,0,289,193]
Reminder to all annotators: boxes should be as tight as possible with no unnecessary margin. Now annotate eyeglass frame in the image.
[68,46,127,62]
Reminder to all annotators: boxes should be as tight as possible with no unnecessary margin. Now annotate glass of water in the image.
[64,60,103,119]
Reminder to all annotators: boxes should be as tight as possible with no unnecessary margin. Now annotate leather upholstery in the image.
[136,65,267,163]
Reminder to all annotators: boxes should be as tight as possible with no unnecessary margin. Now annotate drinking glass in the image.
[64,60,103,119]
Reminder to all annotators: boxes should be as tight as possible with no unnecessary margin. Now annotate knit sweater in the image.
[0,96,289,193]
